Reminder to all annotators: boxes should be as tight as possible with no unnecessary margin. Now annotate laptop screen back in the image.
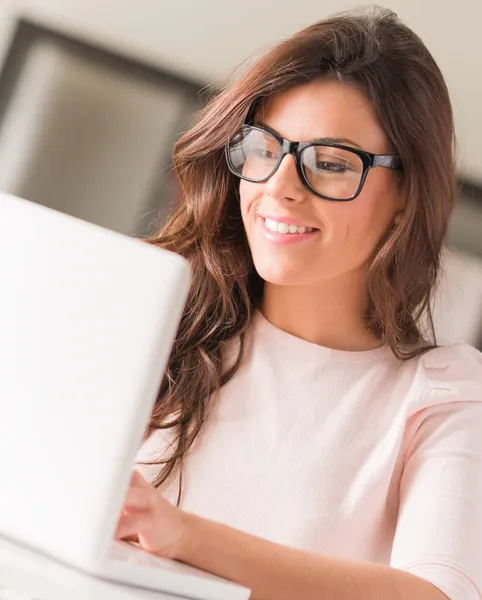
[0,193,191,569]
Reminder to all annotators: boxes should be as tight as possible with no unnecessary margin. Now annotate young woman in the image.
[116,7,482,600]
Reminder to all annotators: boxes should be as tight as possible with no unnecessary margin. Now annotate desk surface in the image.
[0,538,184,600]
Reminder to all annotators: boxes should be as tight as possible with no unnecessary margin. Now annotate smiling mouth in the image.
[261,216,319,235]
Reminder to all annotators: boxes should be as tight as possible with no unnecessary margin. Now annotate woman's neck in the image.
[260,270,382,352]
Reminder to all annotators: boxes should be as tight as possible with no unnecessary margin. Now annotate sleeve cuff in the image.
[404,561,480,600]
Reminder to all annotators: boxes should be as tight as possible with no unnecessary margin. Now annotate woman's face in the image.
[239,78,404,288]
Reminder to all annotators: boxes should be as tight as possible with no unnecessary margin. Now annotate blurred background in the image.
[0,0,480,348]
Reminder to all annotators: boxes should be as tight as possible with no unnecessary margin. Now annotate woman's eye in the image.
[253,148,277,159]
[317,161,348,173]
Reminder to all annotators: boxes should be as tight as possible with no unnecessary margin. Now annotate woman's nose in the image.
[264,154,307,203]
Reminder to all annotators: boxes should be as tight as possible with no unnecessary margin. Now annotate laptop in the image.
[0,193,250,600]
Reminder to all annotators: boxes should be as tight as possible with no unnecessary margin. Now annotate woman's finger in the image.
[116,510,149,541]
[117,532,140,544]
[130,469,151,489]
[123,485,154,512]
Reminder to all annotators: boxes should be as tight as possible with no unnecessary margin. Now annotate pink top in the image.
[137,310,482,600]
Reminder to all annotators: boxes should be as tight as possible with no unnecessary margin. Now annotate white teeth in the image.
[264,218,313,235]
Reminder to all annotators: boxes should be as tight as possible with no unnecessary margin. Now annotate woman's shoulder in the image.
[407,343,482,415]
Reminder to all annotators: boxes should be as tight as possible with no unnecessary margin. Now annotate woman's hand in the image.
[115,470,186,560]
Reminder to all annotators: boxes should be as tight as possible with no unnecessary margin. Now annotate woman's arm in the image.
[116,471,447,600]
[178,510,447,600]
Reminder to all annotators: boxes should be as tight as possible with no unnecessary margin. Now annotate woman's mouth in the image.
[256,215,320,245]
[263,217,317,235]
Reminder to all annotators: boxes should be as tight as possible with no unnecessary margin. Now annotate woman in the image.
[116,7,482,600]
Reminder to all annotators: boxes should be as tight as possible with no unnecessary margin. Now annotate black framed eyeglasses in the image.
[225,124,403,202]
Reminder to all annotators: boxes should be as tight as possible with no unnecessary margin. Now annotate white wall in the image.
[433,250,482,346]
[0,0,480,181]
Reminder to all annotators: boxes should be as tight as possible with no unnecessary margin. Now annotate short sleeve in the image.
[390,344,482,600]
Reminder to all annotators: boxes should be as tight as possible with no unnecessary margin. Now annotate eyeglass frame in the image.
[225,115,403,202]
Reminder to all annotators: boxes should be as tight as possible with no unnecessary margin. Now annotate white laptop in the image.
[0,193,250,600]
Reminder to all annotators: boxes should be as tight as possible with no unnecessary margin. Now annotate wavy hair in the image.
[143,6,457,504]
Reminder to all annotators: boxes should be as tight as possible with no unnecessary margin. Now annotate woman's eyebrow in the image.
[255,121,364,150]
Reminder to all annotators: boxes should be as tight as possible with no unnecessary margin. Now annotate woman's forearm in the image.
[177,512,448,600]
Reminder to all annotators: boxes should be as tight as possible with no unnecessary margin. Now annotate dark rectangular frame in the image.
[0,17,209,234]
[0,17,207,120]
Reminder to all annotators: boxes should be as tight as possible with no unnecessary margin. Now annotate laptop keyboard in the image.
[110,540,238,583]
[110,541,192,574]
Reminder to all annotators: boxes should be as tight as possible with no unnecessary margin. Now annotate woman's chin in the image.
[253,261,310,287]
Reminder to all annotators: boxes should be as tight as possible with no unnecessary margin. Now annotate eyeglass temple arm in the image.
[373,154,403,170]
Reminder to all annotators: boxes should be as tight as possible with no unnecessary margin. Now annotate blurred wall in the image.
[0,31,201,235]
[432,250,482,346]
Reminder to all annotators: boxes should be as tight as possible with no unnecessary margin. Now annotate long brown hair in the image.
[144,6,457,503]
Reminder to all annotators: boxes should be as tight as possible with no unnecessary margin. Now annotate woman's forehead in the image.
[257,79,390,152]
